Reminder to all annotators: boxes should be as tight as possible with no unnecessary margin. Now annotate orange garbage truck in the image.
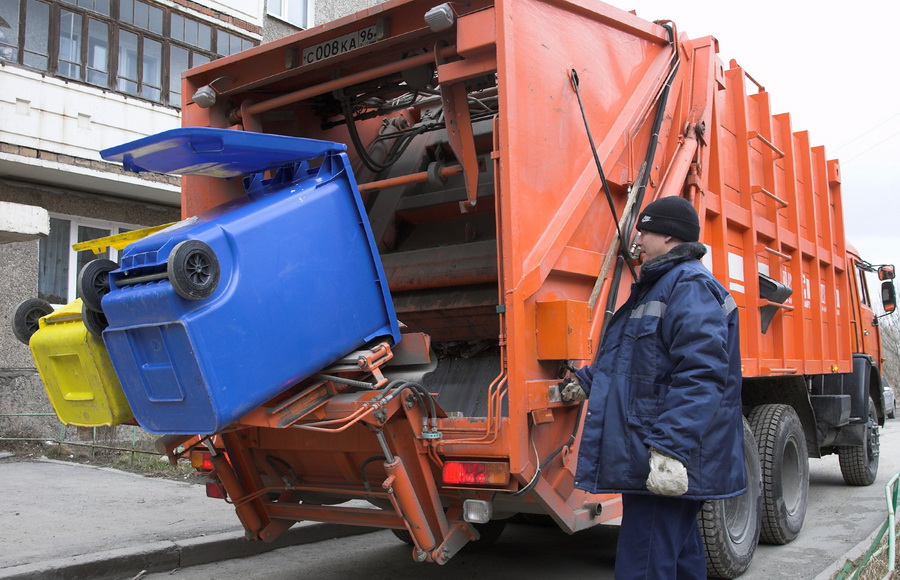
[102,0,896,577]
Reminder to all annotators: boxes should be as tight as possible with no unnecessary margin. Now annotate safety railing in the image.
[835,472,900,579]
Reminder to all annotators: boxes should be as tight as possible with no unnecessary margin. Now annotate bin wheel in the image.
[82,302,109,338]
[78,258,118,313]
[11,298,54,344]
[167,240,220,300]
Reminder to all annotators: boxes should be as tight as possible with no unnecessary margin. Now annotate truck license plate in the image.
[302,26,380,65]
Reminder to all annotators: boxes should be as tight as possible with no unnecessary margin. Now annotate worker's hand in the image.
[646,448,688,496]
[560,378,586,402]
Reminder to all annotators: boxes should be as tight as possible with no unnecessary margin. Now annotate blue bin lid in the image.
[100,127,347,178]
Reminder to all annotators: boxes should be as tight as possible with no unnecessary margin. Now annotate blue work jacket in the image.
[573,242,746,500]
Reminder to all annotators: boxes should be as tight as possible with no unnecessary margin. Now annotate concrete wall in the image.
[261,1,385,44]
[0,179,179,440]
[315,0,382,25]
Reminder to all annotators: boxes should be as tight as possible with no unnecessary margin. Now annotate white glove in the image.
[646,448,688,496]
[560,378,586,402]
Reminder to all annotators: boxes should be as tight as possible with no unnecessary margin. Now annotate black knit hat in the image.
[636,196,700,242]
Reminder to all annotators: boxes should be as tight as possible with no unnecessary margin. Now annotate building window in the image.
[58,9,82,79]
[171,12,210,51]
[0,1,19,61]
[87,17,109,84]
[39,214,143,306]
[216,28,253,57]
[23,0,50,69]
[1,0,257,108]
[267,0,313,30]
[61,0,110,16]
[119,0,161,34]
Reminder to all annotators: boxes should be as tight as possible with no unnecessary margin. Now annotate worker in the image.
[561,196,746,579]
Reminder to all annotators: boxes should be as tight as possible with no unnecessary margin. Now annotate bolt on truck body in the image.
[103,0,897,577]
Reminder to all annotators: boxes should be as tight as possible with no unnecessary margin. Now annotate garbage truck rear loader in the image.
[136,0,897,576]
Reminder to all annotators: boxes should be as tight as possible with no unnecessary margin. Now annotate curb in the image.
[814,521,886,580]
[0,522,378,580]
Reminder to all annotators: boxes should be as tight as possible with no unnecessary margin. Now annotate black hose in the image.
[374,380,437,431]
[360,455,386,493]
[314,373,377,389]
[405,381,439,429]
[341,98,423,173]
[511,406,585,497]
[569,68,633,280]
[599,24,680,339]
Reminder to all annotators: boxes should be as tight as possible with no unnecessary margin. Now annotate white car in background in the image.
[884,385,896,419]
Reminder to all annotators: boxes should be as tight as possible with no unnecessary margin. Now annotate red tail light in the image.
[205,481,227,499]
[190,450,214,471]
[442,461,510,486]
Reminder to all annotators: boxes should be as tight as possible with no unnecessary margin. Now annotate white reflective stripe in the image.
[630,301,667,319]
[722,294,737,316]
[630,296,735,319]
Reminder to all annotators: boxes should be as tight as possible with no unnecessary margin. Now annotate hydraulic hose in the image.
[314,373,377,389]
[600,24,680,340]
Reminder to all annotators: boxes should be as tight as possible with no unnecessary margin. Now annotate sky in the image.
[622,1,900,273]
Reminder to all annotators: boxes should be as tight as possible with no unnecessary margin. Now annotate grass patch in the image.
[833,524,899,580]
[3,440,207,484]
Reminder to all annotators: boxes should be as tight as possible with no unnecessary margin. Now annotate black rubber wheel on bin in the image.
[82,302,109,338]
[838,397,880,486]
[167,240,220,300]
[11,298,54,344]
[77,258,118,312]
[700,418,762,579]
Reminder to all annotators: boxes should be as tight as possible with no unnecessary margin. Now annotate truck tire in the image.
[700,418,762,579]
[390,519,507,550]
[748,404,809,545]
[838,397,880,486]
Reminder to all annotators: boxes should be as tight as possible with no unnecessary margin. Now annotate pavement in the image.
[0,452,376,580]
[0,451,882,580]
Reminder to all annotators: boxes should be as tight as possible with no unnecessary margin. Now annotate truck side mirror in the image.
[882,280,896,313]
[879,265,895,281]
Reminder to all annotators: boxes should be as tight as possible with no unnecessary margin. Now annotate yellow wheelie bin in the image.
[28,299,133,427]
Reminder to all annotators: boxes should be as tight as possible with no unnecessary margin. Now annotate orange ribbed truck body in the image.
[166,0,894,575]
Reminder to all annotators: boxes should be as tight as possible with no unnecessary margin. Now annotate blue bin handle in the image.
[188,134,226,154]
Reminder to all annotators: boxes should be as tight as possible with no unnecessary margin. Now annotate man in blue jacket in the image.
[561,196,745,579]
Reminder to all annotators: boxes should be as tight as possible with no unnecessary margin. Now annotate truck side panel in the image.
[703,62,852,378]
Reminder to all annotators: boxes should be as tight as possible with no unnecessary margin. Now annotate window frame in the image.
[39,213,145,307]
[3,0,257,108]
[267,0,313,30]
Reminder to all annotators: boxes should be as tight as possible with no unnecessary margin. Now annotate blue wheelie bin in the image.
[99,128,400,434]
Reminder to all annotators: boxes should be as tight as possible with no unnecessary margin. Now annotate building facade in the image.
[0,0,380,440]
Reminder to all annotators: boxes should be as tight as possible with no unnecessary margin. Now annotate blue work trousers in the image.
[615,493,707,580]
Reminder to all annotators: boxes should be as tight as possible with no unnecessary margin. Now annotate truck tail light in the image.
[442,461,510,486]
[190,450,214,471]
[205,481,228,499]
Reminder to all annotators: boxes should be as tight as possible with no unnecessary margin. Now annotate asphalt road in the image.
[145,419,900,580]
